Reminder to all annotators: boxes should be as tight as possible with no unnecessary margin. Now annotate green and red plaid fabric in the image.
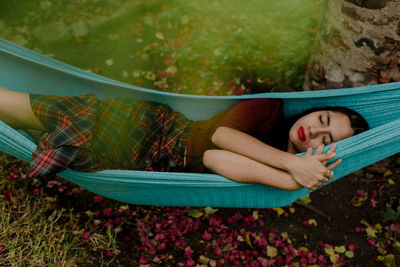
[29,94,192,177]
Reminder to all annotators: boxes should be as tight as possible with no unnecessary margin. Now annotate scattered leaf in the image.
[365,227,377,238]
[245,234,253,248]
[188,209,203,218]
[384,254,395,266]
[324,247,335,256]
[199,255,210,265]
[222,244,232,252]
[299,194,311,204]
[165,65,177,74]
[252,210,259,220]
[204,207,218,215]
[329,254,337,264]
[273,208,285,216]
[345,250,354,258]
[351,194,368,207]
[298,247,308,253]
[105,59,114,66]
[155,32,164,40]
[308,219,318,226]
[266,245,277,258]
[384,170,392,177]
[334,245,346,253]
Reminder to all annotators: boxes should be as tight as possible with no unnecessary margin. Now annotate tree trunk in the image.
[304,0,400,90]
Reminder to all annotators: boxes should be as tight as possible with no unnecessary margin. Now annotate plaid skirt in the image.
[29,94,192,177]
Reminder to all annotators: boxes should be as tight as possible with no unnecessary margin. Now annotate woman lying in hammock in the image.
[0,87,369,191]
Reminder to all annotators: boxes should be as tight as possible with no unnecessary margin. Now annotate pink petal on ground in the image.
[153,256,162,264]
[336,255,346,265]
[370,190,378,198]
[356,189,365,197]
[33,188,41,195]
[165,59,173,66]
[93,195,104,203]
[149,247,156,255]
[186,258,195,267]
[355,227,363,234]
[0,245,3,253]
[370,198,378,208]
[202,230,212,240]
[105,250,114,257]
[157,242,167,251]
[139,256,149,264]
[103,208,113,217]
[317,255,327,263]
[368,239,377,246]
[2,190,10,200]
[389,223,400,233]
[269,229,279,238]
[347,244,356,251]
[58,185,67,193]
[46,181,55,188]
[81,231,91,239]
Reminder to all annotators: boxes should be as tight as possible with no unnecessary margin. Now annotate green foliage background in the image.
[0,0,321,95]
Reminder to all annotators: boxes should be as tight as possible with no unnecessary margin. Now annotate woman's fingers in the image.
[327,143,337,153]
[316,152,336,162]
[316,144,324,155]
[324,169,334,179]
[327,158,342,178]
[323,143,336,163]
[305,147,313,156]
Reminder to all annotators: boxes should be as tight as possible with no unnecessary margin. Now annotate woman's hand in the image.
[287,144,342,191]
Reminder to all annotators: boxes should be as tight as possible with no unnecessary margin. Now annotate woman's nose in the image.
[310,127,328,137]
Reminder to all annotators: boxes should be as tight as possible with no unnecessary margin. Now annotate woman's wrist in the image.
[281,152,301,173]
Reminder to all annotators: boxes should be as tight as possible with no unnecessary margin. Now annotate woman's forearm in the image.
[211,126,297,172]
[203,149,302,190]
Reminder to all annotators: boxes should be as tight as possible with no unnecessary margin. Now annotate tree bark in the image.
[304,0,400,90]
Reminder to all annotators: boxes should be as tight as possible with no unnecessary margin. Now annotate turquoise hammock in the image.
[0,38,399,208]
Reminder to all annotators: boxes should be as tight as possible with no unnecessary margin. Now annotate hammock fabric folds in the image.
[1,38,400,208]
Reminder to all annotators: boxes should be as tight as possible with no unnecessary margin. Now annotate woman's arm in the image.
[203,149,302,190]
[211,126,337,190]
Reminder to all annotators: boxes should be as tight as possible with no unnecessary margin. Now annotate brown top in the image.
[185,98,284,172]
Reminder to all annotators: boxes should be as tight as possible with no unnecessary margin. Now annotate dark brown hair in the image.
[264,106,369,151]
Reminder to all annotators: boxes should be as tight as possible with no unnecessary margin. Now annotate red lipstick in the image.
[298,126,306,142]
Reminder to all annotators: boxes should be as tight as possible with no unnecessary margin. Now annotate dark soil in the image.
[41,154,399,266]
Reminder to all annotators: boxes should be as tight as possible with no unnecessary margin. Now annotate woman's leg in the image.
[0,87,46,131]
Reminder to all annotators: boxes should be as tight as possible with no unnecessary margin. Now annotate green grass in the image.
[0,154,119,266]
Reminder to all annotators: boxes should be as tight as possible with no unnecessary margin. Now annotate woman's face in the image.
[287,110,354,153]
